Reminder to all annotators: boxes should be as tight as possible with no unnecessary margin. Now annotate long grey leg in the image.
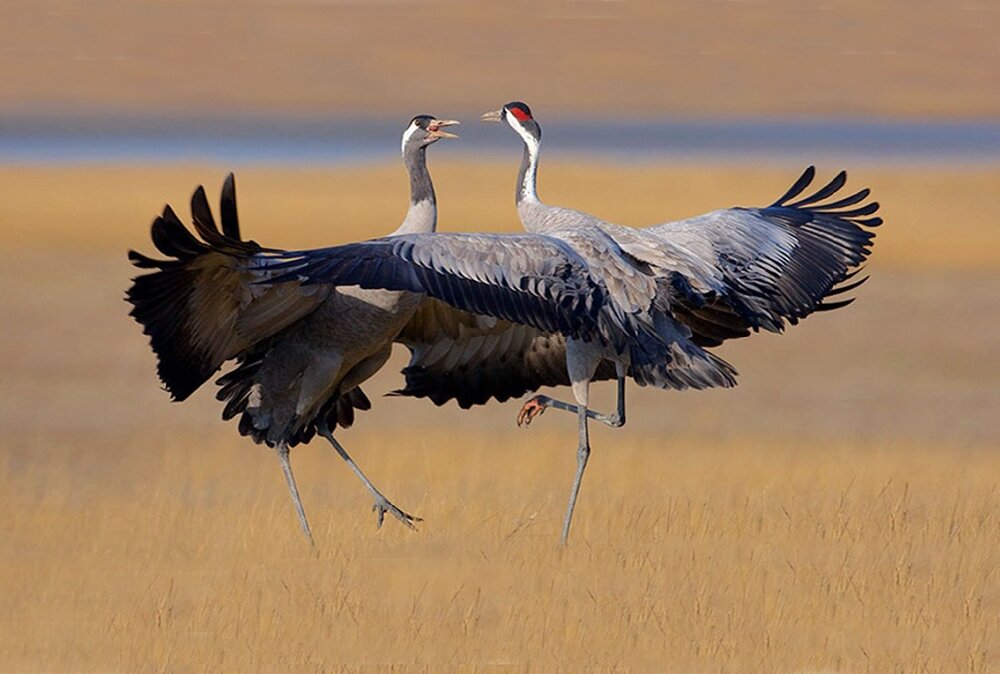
[518,375,626,429]
[318,424,421,530]
[561,382,592,545]
[276,444,314,545]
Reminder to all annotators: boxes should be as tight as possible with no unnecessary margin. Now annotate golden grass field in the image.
[1,162,999,671]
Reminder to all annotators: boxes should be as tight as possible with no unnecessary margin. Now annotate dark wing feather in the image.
[127,174,374,446]
[220,173,241,240]
[264,231,740,393]
[770,165,816,206]
[786,169,846,207]
[393,299,616,408]
[126,176,325,400]
[264,233,608,342]
[646,167,880,342]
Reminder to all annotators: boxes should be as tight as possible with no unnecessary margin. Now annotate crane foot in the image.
[373,496,422,530]
[517,396,548,427]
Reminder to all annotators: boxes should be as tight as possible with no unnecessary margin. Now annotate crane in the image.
[126,116,459,543]
[263,102,879,544]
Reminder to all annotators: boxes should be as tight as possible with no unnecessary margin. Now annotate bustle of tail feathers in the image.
[217,358,372,448]
[628,297,739,391]
[629,351,738,391]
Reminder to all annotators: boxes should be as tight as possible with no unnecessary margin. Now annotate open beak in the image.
[480,109,503,123]
[428,119,460,139]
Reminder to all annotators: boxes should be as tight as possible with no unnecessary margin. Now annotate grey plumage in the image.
[273,232,602,337]
[267,226,726,384]
[126,115,459,542]
[265,101,880,544]
[393,300,617,408]
[495,102,878,542]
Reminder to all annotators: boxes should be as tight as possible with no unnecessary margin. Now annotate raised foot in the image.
[604,413,624,429]
[517,395,548,427]
[373,496,422,530]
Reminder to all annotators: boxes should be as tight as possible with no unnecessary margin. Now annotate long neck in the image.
[394,145,437,235]
[516,135,540,206]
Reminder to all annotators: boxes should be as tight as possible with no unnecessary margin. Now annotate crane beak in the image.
[428,119,460,139]
[480,109,503,123]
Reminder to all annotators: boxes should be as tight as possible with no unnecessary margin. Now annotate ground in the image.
[1,163,998,671]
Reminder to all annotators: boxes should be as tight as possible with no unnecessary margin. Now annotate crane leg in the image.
[561,379,592,545]
[276,444,314,545]
[518,375,626,429]
[318,425,421,530]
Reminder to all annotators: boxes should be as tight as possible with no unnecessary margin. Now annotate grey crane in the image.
[126,115,459,543]
[260,104,880,544]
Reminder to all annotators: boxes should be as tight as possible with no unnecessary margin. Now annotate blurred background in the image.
[1,1,998,671]
[4,0,1000,165]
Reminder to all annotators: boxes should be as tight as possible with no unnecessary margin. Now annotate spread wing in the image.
[642,166,880,346]
[263,232,614,343]
[263,230,737,392]
[126,175,328,400]
[392,299,616,408]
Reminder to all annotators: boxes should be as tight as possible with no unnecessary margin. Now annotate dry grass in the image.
[3,162,999,271]
[1,163,998,671]
[4,432,999,672]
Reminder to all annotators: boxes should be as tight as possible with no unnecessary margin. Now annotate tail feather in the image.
[630,346,737,391]
[627,305,739,391]
[213,354,373,448]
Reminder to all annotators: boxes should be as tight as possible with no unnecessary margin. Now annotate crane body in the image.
[265,103,879,543]
[127,116,459,542]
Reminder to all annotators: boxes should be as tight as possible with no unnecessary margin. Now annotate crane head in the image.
[402,115,460,154]
[480,101,542,142]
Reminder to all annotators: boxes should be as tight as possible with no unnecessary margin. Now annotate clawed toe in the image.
[373,498,422,530]
[517,397,547,427]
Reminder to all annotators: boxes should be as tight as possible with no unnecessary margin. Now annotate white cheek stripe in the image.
[401,122,420,155]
